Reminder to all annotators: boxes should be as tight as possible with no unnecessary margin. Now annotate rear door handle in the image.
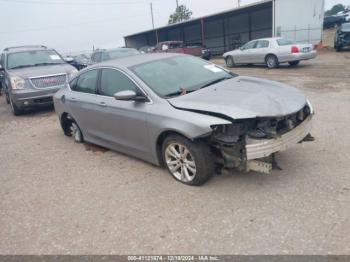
[99,102,107,107]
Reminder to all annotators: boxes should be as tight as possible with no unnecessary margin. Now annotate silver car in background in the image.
[0,45,78,115]
[54,53,314,186]
[223,37,317,69]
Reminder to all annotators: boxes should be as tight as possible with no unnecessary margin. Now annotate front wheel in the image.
[265,55,279,69]
[162,135,214,186]
[9,97,23,116]
[289,61,300,66]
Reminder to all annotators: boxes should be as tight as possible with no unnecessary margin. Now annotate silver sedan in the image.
[54,53,314,186]
[223,37,317,69]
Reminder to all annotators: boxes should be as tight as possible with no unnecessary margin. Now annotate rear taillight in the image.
[291,46,299,53]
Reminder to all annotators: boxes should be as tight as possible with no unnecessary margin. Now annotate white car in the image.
[223,37,317,69]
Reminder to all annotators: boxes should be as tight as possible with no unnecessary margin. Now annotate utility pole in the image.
[237,0,241,7]
[176,0,179,8]
[150,2,155,29]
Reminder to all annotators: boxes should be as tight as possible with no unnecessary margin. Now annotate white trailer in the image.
[273,0,325,45]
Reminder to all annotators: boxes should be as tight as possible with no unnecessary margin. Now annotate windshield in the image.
[7,50,65,69]
[102,49,140,61]
[277,38,296,46]
[131,56,236,98]
[75,54,92,63]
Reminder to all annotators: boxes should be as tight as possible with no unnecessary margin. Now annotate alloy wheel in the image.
[70,122,82,143]
[165,143,197,183]
[266,56,277,68]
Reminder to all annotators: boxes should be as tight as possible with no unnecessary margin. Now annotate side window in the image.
[100,68,138,97]
[256,40,269,48]
[73,69,98,94]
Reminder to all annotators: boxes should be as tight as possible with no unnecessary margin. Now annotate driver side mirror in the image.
[114,90,148,102]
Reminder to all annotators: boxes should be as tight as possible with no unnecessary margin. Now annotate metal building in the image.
[124,0,324,55]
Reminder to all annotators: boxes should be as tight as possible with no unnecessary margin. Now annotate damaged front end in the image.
[208,102,314,174]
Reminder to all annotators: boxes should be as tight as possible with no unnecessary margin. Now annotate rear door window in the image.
[256,40,270,48]
[72,69,98,94]
[277,39,295,46]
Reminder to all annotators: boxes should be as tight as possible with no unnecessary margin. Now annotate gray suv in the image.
[0,45,77,115]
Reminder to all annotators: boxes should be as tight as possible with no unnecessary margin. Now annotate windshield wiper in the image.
[165,88,192,98]
[199,77,233,90]
[34,62,64,66]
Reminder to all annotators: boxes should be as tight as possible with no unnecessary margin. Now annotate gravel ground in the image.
[0,49,350,255]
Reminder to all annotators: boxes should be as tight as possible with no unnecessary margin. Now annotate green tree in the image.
[325,4,348,16]
[168,5,193,24]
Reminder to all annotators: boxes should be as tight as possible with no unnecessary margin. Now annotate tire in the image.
[335,45,342,52]
[162,134,215,186]
[63,116,83,143]
[225,56,235,68]
[9,96,23,116]
[265,54,279,69]
[289,61,300,67]
[5,91,10,104]
[71,122,83,143]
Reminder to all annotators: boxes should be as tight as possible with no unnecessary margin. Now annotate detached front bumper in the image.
[246,115,313,161]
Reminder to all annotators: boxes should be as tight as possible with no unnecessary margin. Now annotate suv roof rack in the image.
[4,45,47,52]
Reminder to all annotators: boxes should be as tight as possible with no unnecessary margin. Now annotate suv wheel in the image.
[4,89,10,104]
[9,97,23,116]
[162,134,214,186]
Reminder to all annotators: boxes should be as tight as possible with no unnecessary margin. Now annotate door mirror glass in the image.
[114,90,137,101]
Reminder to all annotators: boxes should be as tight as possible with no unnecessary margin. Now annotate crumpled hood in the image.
[7,63,76,79]
[168,76,307,120]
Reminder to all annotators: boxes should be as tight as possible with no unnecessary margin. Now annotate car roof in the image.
[249,37,282,42]
[90,53,182,69]
[95,47,137,53]
[3,45,49,54]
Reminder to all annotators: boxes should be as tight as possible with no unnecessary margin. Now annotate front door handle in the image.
[99,102,107,107]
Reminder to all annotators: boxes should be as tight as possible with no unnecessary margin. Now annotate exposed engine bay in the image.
[207,104,314,174]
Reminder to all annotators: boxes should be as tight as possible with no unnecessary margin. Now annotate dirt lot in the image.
[1,49,350,255]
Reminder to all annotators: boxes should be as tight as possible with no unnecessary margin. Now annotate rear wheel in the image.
[225,56,235,68]
[265,54,279,69]
[61,114,83,143]
[289,61,300,66]
[162,135,214,186]
[70,122,83,143]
